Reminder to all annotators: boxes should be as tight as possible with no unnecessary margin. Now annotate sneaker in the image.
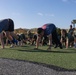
[59,44,63,49]
[54,45,58,48]
[47,48,51,51]
[10,45,14,48]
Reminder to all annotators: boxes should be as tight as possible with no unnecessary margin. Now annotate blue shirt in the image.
[41,23,56,36]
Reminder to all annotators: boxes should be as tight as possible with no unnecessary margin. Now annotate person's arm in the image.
[65,33,68,49]
[0,33,4,49]
[66,38,68,49]
[36,35,40,49]
[47,34,52,50]
[60,36,63,43]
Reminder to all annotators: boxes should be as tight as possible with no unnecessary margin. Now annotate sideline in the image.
[0,58,76,75]
[1,58,76,71]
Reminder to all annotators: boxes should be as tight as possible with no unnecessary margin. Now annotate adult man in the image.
[0,18,18,49]
[35,23,62,50]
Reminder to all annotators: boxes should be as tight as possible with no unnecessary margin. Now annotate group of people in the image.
[0,18,76,50]
[61,25,76,49]
[35,24,76,50]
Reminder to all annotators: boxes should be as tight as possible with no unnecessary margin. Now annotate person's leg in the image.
[7,19,18,40]
[52,30,62,49]
[5,31,13,41]
[47,34,52,50]
[66,38,69,49]
[10,32,18,39]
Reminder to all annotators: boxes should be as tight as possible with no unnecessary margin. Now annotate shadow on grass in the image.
[18,49,51,52]
[65,48,76,50]
[28,60,76,72]
[18,49,76,53]
[20,45,30,47]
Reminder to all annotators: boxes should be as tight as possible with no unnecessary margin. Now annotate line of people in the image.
[0,18,76,50]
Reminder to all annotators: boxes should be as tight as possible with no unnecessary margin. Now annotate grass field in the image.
[0,45,76,70]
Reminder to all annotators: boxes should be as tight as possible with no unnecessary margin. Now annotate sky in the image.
[0,0,76,29]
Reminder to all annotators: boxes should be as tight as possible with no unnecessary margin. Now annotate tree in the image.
[71,19,76,28]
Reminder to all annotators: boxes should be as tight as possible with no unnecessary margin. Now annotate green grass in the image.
[0,45,76,69]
